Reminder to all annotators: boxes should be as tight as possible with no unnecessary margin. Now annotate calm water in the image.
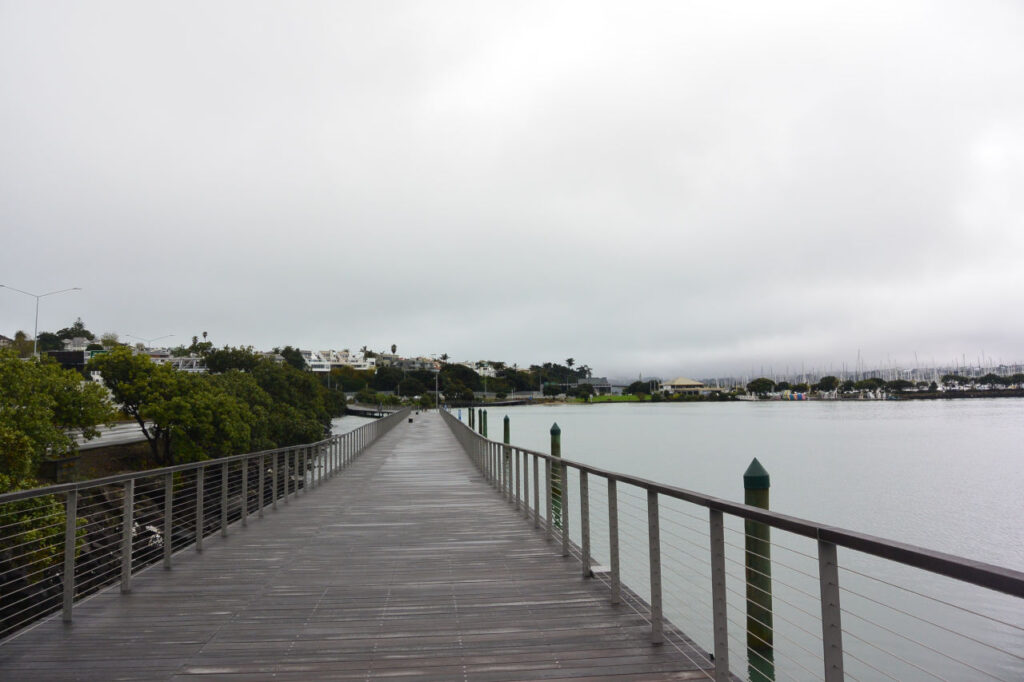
[479,399,1024,569]
[470,399,1024,680]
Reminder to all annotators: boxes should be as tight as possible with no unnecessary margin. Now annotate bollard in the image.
[744,458,775,682]
[550,423,562,529]
[503,416,511,502]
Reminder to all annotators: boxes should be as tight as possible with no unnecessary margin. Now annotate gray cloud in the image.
[2,1,1022,377]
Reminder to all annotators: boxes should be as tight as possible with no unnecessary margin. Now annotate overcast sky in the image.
[2,1,1022,379]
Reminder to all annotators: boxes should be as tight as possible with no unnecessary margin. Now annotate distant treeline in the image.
[744,373,1024,396]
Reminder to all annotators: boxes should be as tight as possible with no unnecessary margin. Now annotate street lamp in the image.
[0,284,82,357]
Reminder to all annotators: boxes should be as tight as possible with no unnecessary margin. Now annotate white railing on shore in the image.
[0,407,410,641]
[441,408,1024,682]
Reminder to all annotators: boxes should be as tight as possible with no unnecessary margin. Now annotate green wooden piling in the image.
[744,458,775,682]
[482,409,488,438]
[550,423,562,528]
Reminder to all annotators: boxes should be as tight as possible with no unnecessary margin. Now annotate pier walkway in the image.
[0,413,709,681]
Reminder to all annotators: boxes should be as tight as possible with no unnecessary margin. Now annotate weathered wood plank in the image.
[0,414,713,680]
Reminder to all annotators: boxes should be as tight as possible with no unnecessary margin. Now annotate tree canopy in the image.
[746,377,776,395]
[87,346,340,466]
[0,350,116,490]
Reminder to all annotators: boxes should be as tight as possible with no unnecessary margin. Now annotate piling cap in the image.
[743,458,770,489]
[504,415,509,424]
[550,422,561,435]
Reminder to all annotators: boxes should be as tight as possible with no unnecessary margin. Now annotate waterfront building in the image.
[660,377,707,395]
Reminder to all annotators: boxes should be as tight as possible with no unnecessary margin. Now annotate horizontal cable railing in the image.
[0,407,410,641]
[441,408,1024,682]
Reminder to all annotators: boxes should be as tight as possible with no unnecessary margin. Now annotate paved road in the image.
[74,421,149,450]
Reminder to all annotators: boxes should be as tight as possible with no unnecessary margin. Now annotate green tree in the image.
[397,378,427,397]
[205,346,261,374]
[574,383,595,401]
[816,376,840,392]
[35,332,63,352]
[56,317,95,341]
[440,363,482,391]
[889,379,914,392]
[0,350,115,488]
[276,345,306,370]
[854,378,887,391]
[746,377,776,396]
[150,374,254,461]
[626,380,651,395]
[10,331,33,357]
[370,366,403,391]
[88,347,188,464]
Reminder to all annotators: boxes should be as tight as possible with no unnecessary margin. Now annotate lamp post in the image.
[0,284,81,356]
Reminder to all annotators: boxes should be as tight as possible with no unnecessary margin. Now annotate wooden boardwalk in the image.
[0,413,712,681]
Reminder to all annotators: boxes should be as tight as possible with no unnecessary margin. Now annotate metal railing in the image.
[0,407,409,641]
[441,409,1024,681]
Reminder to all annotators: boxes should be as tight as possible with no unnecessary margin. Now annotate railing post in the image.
[521,448,529,518]
[258,454,265,518]
[220,462,229,537]
[608,478,620,604]
[819,540,845,682]
[744,458,774,681]
[163,473,173,568]
[580,470,590,577]
[284,450,291,504]
[550,423,562,531]
[503,415,511,503]
[482,439,489,482]
[545,457,553,540]
[493,442,499,488]
[62,489,77,623]
[561,462,570,558]
[121,478,134,593]
[648,489,663,645]
[196,467,204,552]
[710,509,730,680]
[486,441,492,485]
[241,456,249,526]
[300,447,307,495]
[533,454,540,528]
[272,453,278,510]
[515,448,521,511]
